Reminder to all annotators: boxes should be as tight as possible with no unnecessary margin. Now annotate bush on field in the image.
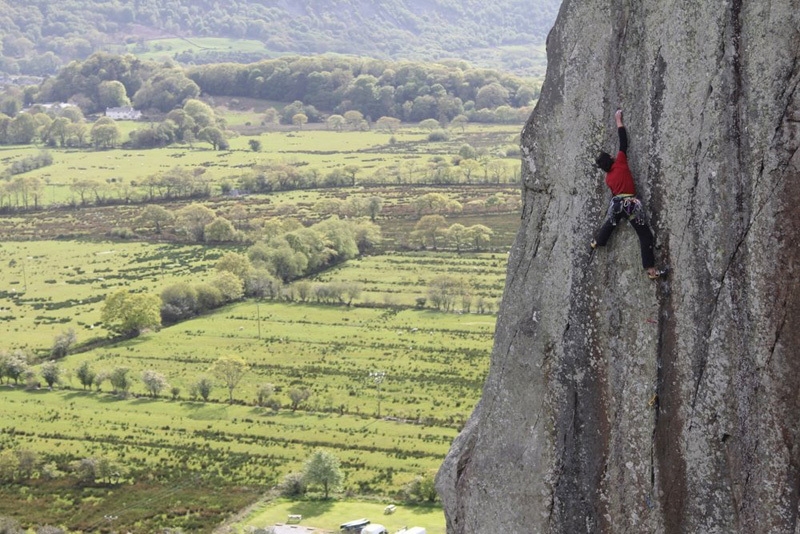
[427,130,449,142]
[278,472,306,497]
[161,283,199,323]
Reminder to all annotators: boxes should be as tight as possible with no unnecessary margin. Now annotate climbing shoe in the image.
[648,267,669,280]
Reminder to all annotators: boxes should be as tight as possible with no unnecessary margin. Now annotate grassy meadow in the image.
[0,110,523,532]
[0,122,522,208]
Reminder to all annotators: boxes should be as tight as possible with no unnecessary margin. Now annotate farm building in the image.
[105,106,142,120]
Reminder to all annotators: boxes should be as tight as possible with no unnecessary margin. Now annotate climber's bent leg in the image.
[631,218,655,270]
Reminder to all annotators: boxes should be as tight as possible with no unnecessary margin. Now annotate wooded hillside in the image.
[0,0,560,77]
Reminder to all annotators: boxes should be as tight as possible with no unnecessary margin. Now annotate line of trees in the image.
[411,215,495,251]
[187,55,538,124]
[24,52,538,125]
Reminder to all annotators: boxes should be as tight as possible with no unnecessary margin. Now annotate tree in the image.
[278,472,306,497]
[192,376,214,401]
[40,361,61,388]
[403,471,439,503]
[256,383,275,407]
[302,449,343,499]
[412,192,455,217]
[160,283,198,323]
[141,370,169,398]
[76,361,96,390]
[353,221,382,253]
[291,113,308,128]
[98,80,131,109]
[195,283,224,311]
[467,224,494,250]
[136,205,174,234]
[288,388,311,411]
[419,118,440,130]
[175,203,216,242]
[0,449,20,483]
[367,196,384,221]
[266,244,309,282]
[326,114,345,131]
[451,114,469,132]
[375,116,401,133]
[45,117,70,147]
[211,271,245,302]
[475,82,510,110]
[210,355,249,402]
[51,328,77,358]
[248,139,262,152]
[70,177,101,206]
[204,217,237,242]
[412,215,448,249]
[182,99,216,129]
[343,165,360,186]
[90,117,120,149]
[109,367,132,395]
[0,351,29,384]
[101,289,161,337]
[246,269,282,300]
[447,223,469,251]
[8,113,36,144]
[427,275,469,312]
[133,70,200,112]
[198,126,227,150]
[215,252,252,281]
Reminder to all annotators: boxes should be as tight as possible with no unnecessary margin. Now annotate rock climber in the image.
[590,108,662,279]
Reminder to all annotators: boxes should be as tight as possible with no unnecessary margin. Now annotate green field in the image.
[122,37,277,63]
[0,240,227,350]
[0,242,504,532]
[0,109,520,532]
[235,499,445,534]
[0,123,521,208]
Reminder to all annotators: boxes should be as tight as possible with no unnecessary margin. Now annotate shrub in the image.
[277,472,306,497]
[427,130,449,142]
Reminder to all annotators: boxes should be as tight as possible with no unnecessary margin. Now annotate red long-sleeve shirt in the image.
[605,151,636,196]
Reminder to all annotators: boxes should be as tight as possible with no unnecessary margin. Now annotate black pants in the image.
[594,197,655,269]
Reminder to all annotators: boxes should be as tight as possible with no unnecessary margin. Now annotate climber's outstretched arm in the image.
[616,109,628,154]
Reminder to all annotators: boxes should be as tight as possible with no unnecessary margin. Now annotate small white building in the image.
[105,106,142,120]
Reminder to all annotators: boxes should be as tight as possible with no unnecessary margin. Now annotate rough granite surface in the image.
[436,1,800,532]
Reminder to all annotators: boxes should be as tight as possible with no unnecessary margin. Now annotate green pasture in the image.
[237,499,445,534]
[122,37,275,63]
[2,387,458,490]
[1,386,454,532]
[314,251,508,307]
[0,240,227,351]
[0,183,522,247]
[1,121,522,207]
[66,298,494,423]
[0,240,506,355]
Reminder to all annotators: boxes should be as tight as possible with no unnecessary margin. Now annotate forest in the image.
[0,0,561,77]
[0,51,537,154]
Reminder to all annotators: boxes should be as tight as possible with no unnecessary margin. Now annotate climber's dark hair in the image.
[595,152,613,172]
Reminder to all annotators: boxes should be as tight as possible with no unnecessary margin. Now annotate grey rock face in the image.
[436,1,800,532]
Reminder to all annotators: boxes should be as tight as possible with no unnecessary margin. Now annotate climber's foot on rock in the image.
[647,266,669,280]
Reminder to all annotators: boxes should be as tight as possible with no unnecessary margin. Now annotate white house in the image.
[105,106,142,120]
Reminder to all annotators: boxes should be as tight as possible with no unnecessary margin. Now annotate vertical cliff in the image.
[436,0,800,532]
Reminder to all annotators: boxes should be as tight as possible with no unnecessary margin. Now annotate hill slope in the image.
[0,0,561,76]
